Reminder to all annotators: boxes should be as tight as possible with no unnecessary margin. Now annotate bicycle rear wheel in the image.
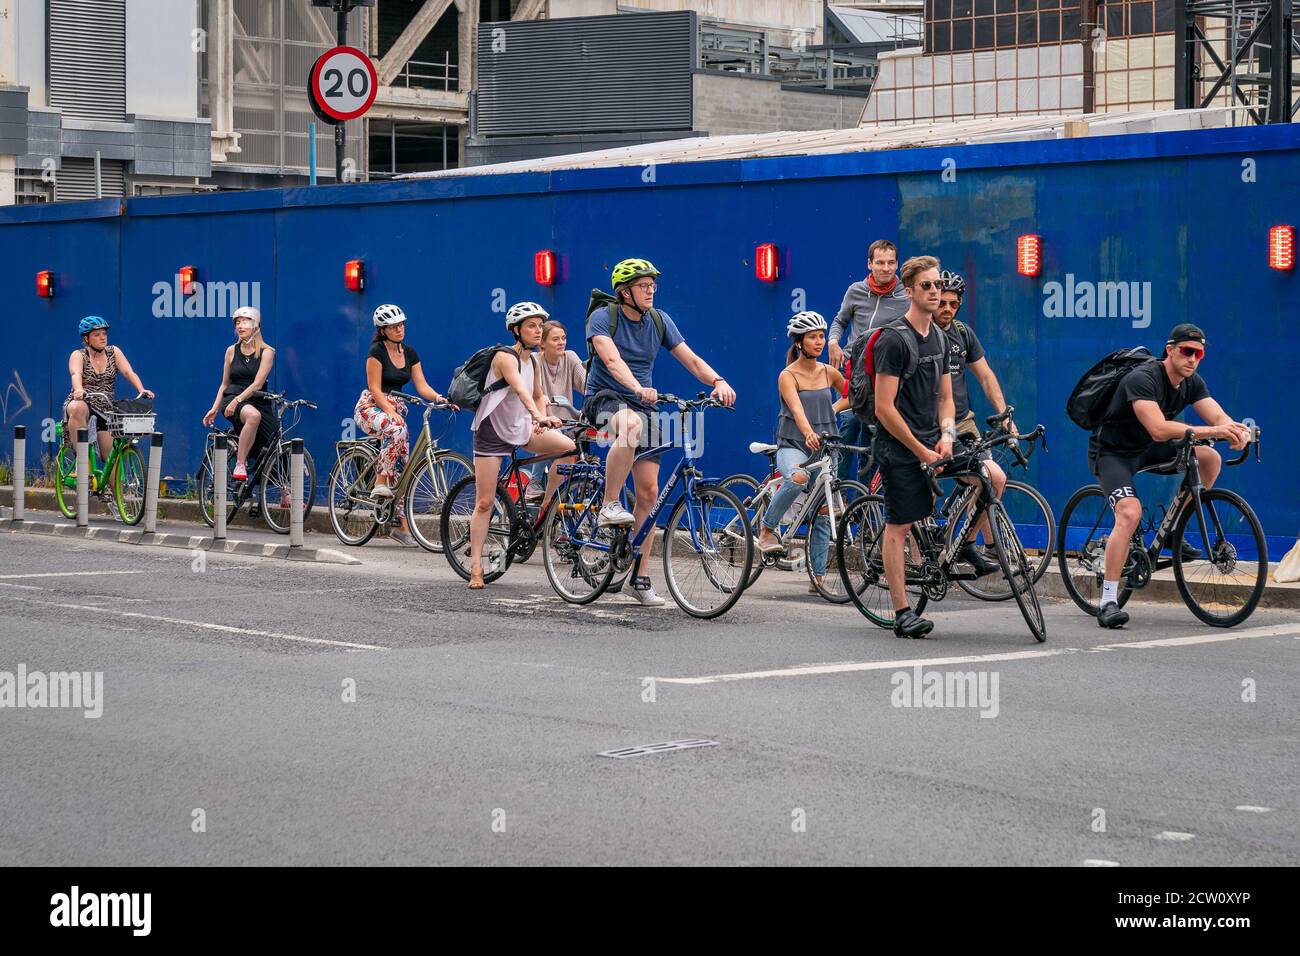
[662,484,753,619]
[404,451,473,554]
[836,494,928,627]
[987,499,1047,643]
[542,474,615,604]
[113,445,147,525]
[53,438,77,519]
[440,474,515,584]
[327,447,380,546]
[197,448,240,529]
[1172,488,1267,628]
[959,480,1056,601]
[261,446,318,535]
[717,473,766,589]
[1057,485,1132,616]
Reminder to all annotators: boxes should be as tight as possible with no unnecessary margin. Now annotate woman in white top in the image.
[467,302,576,589]
[523,319,587,501]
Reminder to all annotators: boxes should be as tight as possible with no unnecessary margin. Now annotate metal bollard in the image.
[144,432,164,534]
[75,428,89,527]
[12,425,25,522]
[213,434,228,541]
[289,437,304,548]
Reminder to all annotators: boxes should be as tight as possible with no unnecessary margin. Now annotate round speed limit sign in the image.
[309,46,378,123]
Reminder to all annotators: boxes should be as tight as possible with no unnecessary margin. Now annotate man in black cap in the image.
[1090,323,1252,628]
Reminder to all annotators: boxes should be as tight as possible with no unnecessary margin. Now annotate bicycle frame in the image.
[749,451,846,546]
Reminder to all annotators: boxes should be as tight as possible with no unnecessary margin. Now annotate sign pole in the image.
[335,1,348,184]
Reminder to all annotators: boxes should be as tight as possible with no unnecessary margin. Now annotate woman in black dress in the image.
[202,306,276,480]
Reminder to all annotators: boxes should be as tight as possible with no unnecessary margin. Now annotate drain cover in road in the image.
[598,739,719,759]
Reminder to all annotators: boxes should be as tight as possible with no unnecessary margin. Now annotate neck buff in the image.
[867,274,898,296]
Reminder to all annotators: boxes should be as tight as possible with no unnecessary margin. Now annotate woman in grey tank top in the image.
[756,311,851,592]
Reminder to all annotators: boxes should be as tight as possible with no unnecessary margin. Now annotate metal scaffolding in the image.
[1174,0,1298,124]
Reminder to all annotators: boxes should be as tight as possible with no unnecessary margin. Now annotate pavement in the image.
[1,502,1297,866]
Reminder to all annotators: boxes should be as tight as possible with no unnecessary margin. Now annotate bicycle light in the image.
[1017,235,1042,277]
[345,259,365,291]
[1269,225,1295,271]
[36,270,55,298]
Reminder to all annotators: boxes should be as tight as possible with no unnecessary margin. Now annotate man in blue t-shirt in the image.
[583,257,736,607]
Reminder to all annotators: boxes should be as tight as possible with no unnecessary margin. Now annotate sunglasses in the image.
[917,279,941,291]
[1176,345,1205,360]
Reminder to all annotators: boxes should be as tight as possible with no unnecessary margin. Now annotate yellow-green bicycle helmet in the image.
[610,258,661,290]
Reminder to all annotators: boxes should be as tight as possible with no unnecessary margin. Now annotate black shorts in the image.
[874,436,935,526]
[1092,442,1181,508]
[582,389,663,461]
[473,415,521,458]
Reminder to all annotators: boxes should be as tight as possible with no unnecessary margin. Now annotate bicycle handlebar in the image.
[1177,425,1261,467]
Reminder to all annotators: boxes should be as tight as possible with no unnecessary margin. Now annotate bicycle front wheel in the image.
[53,439,77,519]
[959,479,1056,601]
[404,451,472,554]
[327,447,380,546]
[987,499,1046,642]
[542,474,615,604]
[1172,488,1268,628]
[261,447,318,535]
[440,474,515,584]
[662,484,753,619]
[809,479,869,603]
[113,445,146,525]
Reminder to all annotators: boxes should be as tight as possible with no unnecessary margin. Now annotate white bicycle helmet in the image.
[232,305,261,329]
[372,304,407,327]
[787,310,827,338]
[506,301,549,330]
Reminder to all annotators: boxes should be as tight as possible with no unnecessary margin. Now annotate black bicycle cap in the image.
[1166,323,1207,346]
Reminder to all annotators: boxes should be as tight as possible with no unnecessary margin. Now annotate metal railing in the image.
[395,54,459,92]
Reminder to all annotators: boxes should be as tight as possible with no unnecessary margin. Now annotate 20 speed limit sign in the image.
[309,46,378,123]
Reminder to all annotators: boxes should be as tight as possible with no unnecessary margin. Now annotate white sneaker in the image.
[371,482,394,499]
[597,501,635,528]
[628,576,666,607]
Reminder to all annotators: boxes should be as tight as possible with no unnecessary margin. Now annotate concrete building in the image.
[0,0,211,204]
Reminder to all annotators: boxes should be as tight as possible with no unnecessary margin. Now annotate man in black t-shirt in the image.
[873,255,956,638]
[1090,323,1252,629]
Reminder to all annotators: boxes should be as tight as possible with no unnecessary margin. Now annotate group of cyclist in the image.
[58,242,1254,633]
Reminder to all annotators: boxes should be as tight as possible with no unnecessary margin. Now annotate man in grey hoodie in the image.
[829,239,910,480]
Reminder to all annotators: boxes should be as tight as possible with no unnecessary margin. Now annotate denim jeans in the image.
[763,446,832,577]
[837,410,867,482]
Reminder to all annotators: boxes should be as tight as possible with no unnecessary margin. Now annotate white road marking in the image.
[3,596,387,651]
[1082,859,1120,867]
[1154,831,1196,841]
[656,622,1299,685]
[0,570,145,580]
[0,582,45,590]
[1234,805,1274,813]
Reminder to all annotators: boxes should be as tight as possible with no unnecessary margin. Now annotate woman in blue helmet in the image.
[62,316,153,506]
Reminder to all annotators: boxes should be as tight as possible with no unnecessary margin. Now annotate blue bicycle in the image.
[541,394,754,619]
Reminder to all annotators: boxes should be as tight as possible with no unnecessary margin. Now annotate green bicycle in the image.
[52,391,154,526]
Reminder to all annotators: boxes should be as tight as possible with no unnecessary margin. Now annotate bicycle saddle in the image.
[749,442,778,456]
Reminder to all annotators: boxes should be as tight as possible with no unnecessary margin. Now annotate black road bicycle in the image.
[1057,428,1265,627]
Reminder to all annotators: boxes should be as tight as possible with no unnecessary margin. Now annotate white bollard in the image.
[213,434,228,541]
[144,432,163,534]
[12,426,25,522]
[289,437,304,548]
[75,427,89,527]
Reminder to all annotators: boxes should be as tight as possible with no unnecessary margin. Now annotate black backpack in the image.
[1065,346,1157,430]
[847,319,947,426]
[583,290,667,375]
[447,345,522,411]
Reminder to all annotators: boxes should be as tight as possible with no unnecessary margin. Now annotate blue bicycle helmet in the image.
[78,315,110,336]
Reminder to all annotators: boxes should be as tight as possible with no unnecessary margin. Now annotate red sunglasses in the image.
[1177,345,1205,360]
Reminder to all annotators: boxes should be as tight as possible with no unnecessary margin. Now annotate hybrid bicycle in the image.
[52,391,154,525]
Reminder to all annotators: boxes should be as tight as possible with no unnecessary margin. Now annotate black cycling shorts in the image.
[1092,442,1181,509]
[874,436,935,526]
